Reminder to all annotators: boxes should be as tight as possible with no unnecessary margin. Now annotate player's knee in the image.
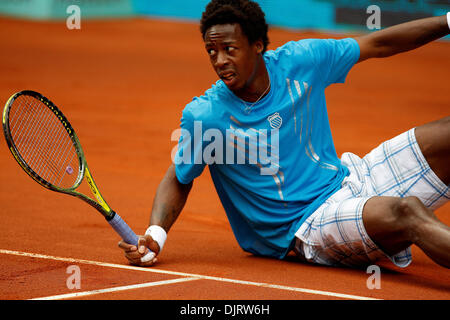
[436,116,450,134]
[440,115,450,125]
[395,196,423,219]
[393,196,430,239]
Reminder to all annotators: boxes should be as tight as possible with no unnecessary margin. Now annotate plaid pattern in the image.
[294,128,450,268]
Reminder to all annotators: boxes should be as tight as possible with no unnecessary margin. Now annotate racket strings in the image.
[8,96,80,189]
[11,96,62,182]
[14,97,60,178]
[12,97,77,187]
[24,98,78,186]
[12,97,60,179]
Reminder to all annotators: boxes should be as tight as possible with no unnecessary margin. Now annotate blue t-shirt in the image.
[175,38,360,259]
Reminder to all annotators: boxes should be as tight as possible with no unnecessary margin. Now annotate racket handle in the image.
[107,212,139,245]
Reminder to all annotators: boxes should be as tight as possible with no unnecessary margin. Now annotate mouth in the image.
[219,71,236,86]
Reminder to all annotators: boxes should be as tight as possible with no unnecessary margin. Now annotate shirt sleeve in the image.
[307,38,360,87]
[174,107,207,184]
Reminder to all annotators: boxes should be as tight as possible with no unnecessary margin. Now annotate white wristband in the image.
[447,12,450,31]
[145,225,167,252]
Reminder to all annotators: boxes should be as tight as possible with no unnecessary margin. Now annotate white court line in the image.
[30,277,200,300]
[0,249,380,300]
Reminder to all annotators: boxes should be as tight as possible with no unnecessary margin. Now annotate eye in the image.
[207,48,216,56]
[225,46,235,53]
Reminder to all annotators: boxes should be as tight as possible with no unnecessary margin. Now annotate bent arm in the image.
[355,14,449,63]
[149,163,193,232]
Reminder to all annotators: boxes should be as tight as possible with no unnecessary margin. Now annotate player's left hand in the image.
[118,234,160,267]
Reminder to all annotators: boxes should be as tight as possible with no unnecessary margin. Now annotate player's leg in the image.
[414,116,450,185]
[294,121,450,268]
[362,195,450,268]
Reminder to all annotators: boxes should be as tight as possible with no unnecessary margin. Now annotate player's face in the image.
[204,23,264,94]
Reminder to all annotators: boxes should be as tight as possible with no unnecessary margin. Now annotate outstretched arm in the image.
[118,164,193,266]
[355,14,450,63]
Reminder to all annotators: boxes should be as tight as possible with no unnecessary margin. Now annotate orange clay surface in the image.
[0,17,449,300]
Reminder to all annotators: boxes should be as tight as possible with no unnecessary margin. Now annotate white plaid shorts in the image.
[294,128,450,268]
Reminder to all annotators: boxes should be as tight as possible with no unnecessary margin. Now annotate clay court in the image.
[0,16,449,303]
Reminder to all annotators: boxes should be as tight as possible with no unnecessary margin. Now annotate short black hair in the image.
[200,0,269,53]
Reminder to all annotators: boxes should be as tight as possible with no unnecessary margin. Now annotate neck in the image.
[234,56,270,103]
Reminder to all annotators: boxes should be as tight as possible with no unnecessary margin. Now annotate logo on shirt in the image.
[267,113,282,129]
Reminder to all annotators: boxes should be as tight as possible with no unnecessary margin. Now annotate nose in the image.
[215,50,229,69]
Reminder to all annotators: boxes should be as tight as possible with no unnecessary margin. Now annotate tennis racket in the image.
[2,90,139,246]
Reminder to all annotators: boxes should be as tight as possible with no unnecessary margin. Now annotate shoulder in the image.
[266,39,328,57]
[266,38,359,60]
[264,39,330,68]
[182,80,227,121]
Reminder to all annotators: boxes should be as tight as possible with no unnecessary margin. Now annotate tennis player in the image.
[119,0,450,268]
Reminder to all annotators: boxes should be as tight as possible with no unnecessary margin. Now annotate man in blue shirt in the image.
[119,0,450,268]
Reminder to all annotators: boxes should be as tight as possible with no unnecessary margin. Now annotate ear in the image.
[254,40,264,55]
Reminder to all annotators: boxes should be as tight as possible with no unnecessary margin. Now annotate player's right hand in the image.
[118,234,160,267]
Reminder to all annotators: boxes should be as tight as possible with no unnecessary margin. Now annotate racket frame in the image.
[3,90,140,245]
[3,90,115,221]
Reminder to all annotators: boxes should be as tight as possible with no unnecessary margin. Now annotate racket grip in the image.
[107,212,139,245]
